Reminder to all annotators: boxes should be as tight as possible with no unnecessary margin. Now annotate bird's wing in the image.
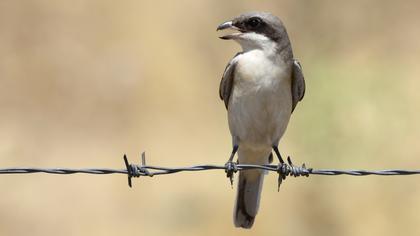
[291,59,306,113]
[219,53,241,109]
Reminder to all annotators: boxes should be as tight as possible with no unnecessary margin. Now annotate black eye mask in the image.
[246,17,263,29]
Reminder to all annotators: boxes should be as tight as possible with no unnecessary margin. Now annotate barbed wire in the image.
[1,152,420,189]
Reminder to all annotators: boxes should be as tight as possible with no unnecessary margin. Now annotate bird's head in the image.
[217,12,290,52]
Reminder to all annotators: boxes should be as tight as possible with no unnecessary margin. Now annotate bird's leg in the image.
[272,146,285,164]
[268,152,273,163]
[225,145,238,187]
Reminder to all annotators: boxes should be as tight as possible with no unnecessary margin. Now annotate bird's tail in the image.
[234,148,270,229]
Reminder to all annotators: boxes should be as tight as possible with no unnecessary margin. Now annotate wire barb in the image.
[124,152,154,188]
[276,156,311,191]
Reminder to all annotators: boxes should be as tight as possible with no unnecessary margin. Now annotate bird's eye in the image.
[246,17,262,28]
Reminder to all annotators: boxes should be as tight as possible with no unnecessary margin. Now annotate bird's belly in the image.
[228,73,292,150]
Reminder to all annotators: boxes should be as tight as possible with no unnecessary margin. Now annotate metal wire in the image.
[1,152,420,188]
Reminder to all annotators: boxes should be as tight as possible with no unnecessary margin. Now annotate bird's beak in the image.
[217,21,243,40]
[217,21,234,31]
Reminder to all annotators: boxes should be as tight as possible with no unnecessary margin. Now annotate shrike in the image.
[217,12,305,228]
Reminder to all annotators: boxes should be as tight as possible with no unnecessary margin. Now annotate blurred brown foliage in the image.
[1,1,420,235]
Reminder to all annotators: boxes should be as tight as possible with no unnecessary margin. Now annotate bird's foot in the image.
[276,161,288,191]
[225,161,238,188]
[276,156,311,191]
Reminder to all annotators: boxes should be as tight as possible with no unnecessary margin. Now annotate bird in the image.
[216,12,306,228]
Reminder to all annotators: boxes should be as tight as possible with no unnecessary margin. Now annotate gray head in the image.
[217,12,291,55]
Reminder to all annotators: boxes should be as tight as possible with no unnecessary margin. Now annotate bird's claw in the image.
[287,156,294,166]
[276,156,295,191]
[276,162,287,192]
[276,156,311,191]
[225,161,238,188]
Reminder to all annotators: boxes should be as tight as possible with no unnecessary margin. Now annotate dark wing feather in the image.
[291,59,306,113]
[219,53,241,109]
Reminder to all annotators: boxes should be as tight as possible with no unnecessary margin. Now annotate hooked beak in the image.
[216,21,243,40]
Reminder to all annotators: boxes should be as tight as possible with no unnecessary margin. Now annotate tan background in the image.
[1,0,420,235]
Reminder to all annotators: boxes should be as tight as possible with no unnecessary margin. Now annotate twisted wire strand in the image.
[1,153,420,187]
[0,168,127,175]
[1,165,420,176]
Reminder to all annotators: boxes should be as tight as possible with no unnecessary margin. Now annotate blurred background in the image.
[1,0,420,235]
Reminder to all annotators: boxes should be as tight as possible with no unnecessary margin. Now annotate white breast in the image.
[236,51,287,90]
[227,49,292,150]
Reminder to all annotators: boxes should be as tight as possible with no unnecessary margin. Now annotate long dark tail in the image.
[233,149,268,229]
[234,169,264,228]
